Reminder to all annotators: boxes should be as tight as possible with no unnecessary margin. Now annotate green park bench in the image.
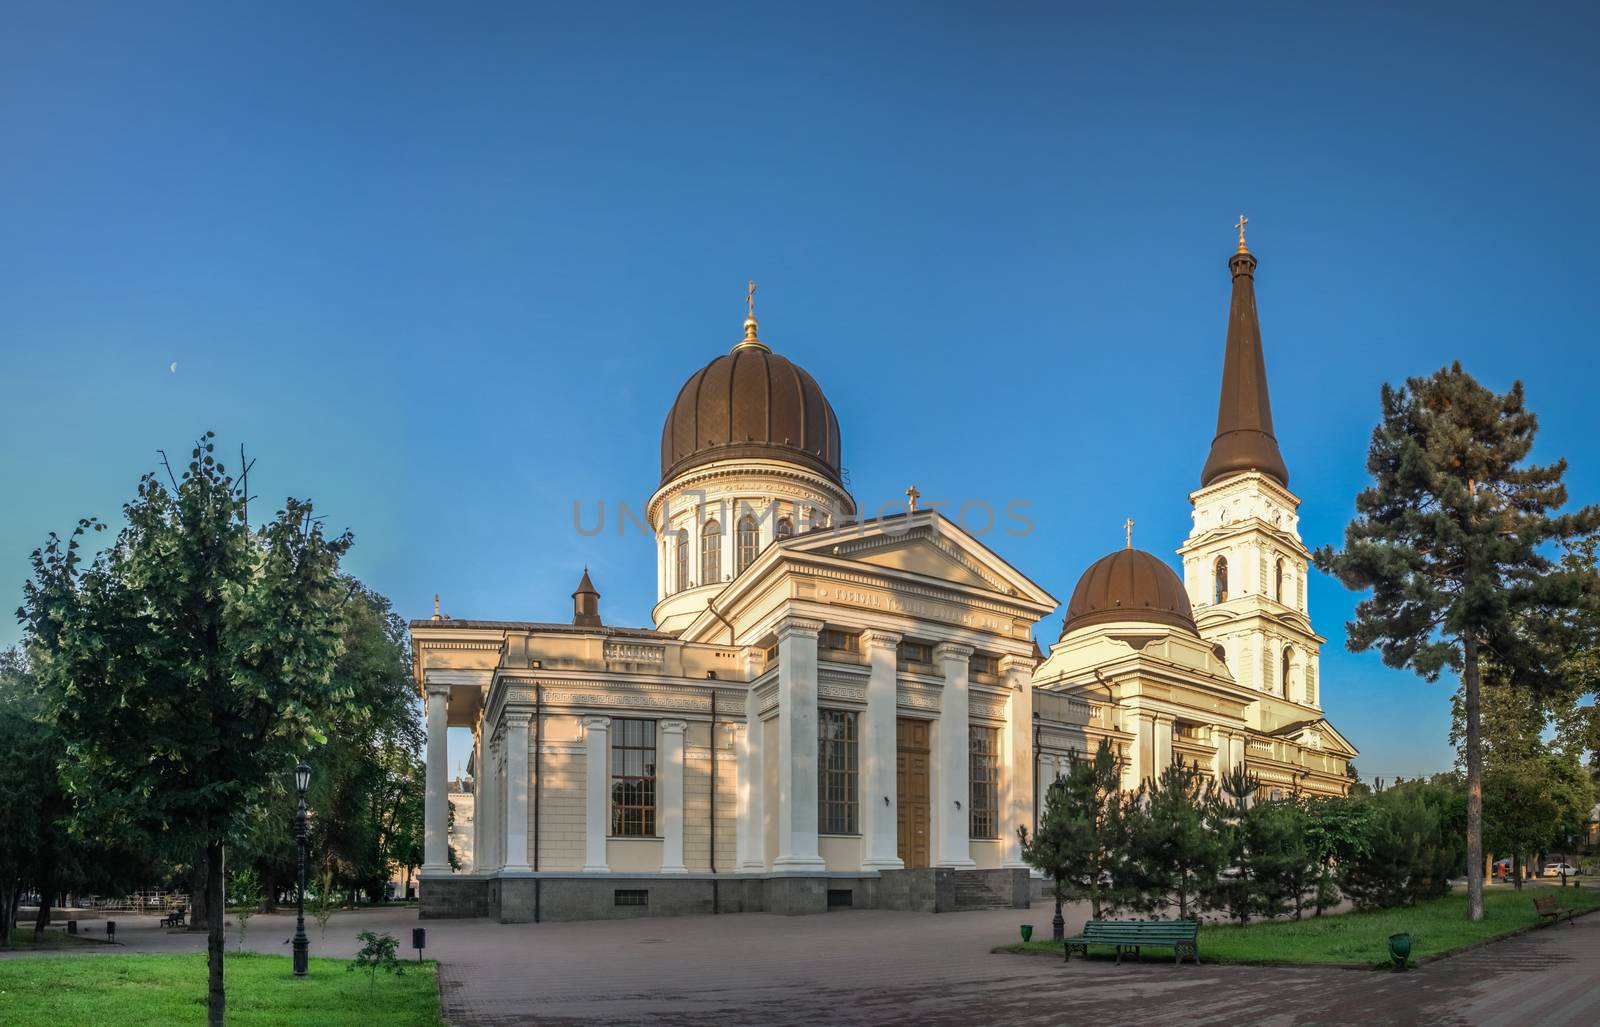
[1534,896,1573,925]
[1063,918,1200,965]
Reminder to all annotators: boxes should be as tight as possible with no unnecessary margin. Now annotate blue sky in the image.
[3,3,1597,782]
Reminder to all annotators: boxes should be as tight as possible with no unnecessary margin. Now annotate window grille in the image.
[610,719,656,837]
[969,727,1001,838]
[817,709,859,834]
[700,519,722,584]
[736,514,759,575]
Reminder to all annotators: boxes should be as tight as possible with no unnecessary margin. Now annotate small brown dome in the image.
[660,344,842,486]
[1060,548,1197,638]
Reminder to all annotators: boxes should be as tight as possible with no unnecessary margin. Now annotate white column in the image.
[659,719,689,873]
[934,642,976,869]
[1001,656,1032,868]
[503,713,532,871]
[484,735,501,870]
[861,630,904,871]
[470,725,484,872]
[1154,716,1174,777]
[582,715,611,872]
[740,675,767,869]
[773,617,826,870]
[422,683,451,874]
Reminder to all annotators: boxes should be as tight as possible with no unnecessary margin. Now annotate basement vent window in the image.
[614,889,649,907]
[827,889,854,909]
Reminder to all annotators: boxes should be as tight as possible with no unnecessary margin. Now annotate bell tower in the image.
[1178,227,1325,712]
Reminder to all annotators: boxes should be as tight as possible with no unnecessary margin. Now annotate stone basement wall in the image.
[421,868,1028,923]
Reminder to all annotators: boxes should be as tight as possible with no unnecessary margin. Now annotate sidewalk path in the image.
[6,902,1597,1025]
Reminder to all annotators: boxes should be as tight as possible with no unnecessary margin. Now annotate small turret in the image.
[572,568,602,627]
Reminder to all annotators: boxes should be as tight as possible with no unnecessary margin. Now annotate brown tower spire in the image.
[572,567,602,627]
[1199,227,1289,488]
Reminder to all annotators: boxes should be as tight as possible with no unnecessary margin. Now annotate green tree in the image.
[1127,760,1227,919]
[1340,779,1466,909]
[18,434,353,1027]
[1241,799,1315,920]
[1018,740,1131,919]
[1314,364,1600,920]
[228,867,261,952]
[234,585,423,909]
[1301,795,1376,915]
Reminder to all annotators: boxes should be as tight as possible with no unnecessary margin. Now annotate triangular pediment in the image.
[786,513,1057,608]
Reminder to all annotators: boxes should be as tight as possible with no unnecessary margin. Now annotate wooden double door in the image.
[896,718,931,868]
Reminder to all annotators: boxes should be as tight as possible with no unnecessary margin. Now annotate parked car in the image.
[1541,862,1582,877]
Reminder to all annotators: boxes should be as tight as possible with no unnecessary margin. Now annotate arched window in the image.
[775,516,795,541]
[700,519,722,584]
[736,514,759,574]
[674,532,688,592]
[1213,556,1229,604]
[1274,559,1285,603]
[1281,646,1293,697]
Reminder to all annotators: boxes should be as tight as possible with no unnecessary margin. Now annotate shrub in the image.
[348,930,404,995]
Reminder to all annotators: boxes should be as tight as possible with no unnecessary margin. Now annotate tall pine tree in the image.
[1315,364,1599,920]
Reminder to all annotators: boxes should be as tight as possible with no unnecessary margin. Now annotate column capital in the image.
[860,629,902,652]
[424,681,452,697]
[776,616,824,641]
[504,711,534,728]
[582,715,612,731]
[998,653,1034,677]
[660,718,689,735]
[933,641,974,662]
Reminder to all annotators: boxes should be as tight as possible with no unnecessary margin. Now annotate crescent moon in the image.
[170,362,178,373]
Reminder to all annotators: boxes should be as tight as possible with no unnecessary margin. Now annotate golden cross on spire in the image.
[1235,214,1249,253]
[906,484,920,512]
[1124,517,1135,549]
[746,279,757,320]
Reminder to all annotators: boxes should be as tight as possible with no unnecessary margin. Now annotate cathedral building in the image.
[413,238,1357,922]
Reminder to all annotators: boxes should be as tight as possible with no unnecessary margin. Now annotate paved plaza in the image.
[7,901,1598,1026]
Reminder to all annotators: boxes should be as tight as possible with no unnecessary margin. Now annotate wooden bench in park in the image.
[1534,896,1574,926]
[160,906,187,928]
[1063,918,1200,965]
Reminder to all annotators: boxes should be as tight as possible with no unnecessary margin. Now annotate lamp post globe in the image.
[291,760,312,977]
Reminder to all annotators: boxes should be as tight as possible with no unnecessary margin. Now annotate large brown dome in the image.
[1060,548,1197,638]
[660,342,842,486]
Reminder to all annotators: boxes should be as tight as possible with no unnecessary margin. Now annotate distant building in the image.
[413,236,1357,922]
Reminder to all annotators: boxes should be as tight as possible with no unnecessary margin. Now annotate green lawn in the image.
[0,952,443,1026]
[996,884,1600,967]
[0,927,102,950]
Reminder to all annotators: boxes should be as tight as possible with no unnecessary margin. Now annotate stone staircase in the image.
[952,870,1014,911]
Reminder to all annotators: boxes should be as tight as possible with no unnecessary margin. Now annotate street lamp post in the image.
[292,760,311,977]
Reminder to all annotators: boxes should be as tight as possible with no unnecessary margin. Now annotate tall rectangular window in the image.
[817,709,859,834]
[610,719,657,836]
[969,727,1000,839]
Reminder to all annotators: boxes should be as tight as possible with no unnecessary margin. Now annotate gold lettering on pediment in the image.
[814,584,1011,634]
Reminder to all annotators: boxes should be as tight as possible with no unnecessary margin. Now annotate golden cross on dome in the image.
[906,484,920,512]
[1235,214,1249,252]
[1124,517,1135,549]
[746,279,757,320]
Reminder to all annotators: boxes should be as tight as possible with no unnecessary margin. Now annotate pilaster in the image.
[1000,655,1033,868]
[934,641,976,869]
[860,630,904,870]
[581,715,611,873]
[502,712,532,872]
[773,616,826,871]
[659,719,689,873]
